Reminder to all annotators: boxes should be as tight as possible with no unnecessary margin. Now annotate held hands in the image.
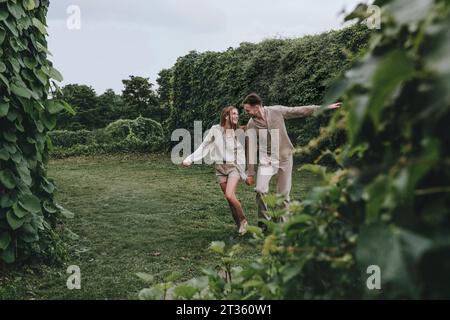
[245,176,255,186]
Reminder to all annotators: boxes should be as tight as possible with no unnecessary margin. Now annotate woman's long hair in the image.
[220,106,238,130]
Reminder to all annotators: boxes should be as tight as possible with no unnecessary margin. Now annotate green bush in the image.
[50,141,166,158]
[48,130,95,148]
[105,116,164,142]
[49,116,166,158]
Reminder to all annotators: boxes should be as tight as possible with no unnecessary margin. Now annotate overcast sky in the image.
[47,0,365,94]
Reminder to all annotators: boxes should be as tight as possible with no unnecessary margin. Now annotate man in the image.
[243,93,341,231]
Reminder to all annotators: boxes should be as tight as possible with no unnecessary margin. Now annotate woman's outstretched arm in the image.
[183,126,216,166]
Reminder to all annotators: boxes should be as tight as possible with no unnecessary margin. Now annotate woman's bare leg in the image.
[224,175,247,226]
[220,182,240,227]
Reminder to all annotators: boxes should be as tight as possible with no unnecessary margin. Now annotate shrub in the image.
[49,116,166,158]
[48,130,95,148]
[105,116,164,142]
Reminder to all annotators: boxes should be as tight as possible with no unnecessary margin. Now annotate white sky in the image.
[47,0,365,94]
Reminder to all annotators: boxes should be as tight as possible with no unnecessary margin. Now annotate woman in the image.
[182,106,252,235]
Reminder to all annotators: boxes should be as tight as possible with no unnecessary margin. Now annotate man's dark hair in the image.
[243,93,262,107]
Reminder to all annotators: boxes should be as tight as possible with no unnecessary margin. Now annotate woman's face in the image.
[229,108,239,125]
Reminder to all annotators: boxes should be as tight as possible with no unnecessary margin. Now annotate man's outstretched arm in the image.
[277,103,341,119]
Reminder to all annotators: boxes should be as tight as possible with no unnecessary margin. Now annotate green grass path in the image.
[0,154,319,299]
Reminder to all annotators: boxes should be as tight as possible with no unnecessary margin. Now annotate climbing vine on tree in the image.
[0,0,74,264]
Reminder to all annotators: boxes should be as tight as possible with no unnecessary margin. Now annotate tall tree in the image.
[156,69,173,125]
[56,84,98,130]
[97,89,124,126]
[121,76,161,121]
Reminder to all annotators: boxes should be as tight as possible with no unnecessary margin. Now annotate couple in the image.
[182,93,340,235]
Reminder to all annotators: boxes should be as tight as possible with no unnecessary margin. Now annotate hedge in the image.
[160,24,371,150]
[49,116,166,158]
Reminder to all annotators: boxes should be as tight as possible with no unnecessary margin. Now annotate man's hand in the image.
[328,102,342,109]
[182,159,192,167]
[245,176,255,186]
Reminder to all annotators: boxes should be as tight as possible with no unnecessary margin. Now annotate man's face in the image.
[244,104,260,118]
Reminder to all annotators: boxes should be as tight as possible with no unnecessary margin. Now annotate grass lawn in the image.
[0,154,319,299]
